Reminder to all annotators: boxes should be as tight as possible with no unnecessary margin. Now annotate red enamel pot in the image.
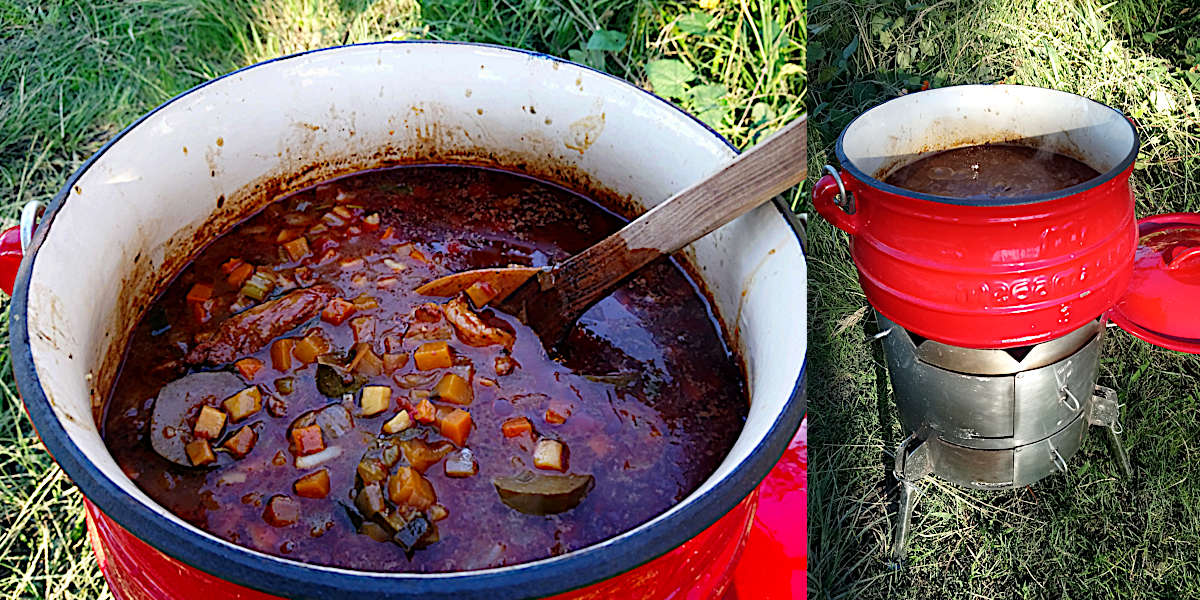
[6,43,808,599]
[814,85,1140,349]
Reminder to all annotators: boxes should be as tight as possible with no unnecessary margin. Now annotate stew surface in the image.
[103,165,747,572]
[885,143,1100,198]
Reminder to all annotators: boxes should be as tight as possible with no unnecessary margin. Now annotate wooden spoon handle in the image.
[501,116,808,343]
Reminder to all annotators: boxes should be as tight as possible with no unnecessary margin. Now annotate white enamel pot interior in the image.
[11,42,807,599]
[838,84,1138,205]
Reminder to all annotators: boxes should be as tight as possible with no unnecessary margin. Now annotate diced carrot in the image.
[412,399,436,424]
[432,373,472,405]
[292,330,330,364]
[191,300,213,324]
[464,281,500,307]
[414,341,452,370]
[227,262,255,288]
[388,466,437,510]
[186,283,214,304]
[545,400,571,425]
[439,409,472,447]
[275,228,302,244]
[282,236,310,262]
[349,316,375,344]
[409,247,430,264]
[321,298,358,326]
[263,495,300,527]
[220,258,245,275]
[270,339,294,371]
[399,439,453,473]
[222,425,258,458]
[294,469,331,499]
[234,357,264,380]
[223,387,262,421]
[379,226,396,242]
[382,353,408,374]
[501,417,533,438]
[186,439,216,466]
[290,424,325,456]
[194,406,227,440]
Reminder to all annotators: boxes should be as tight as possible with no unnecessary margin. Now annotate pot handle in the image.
[0,201,44,296]
[812,165,859,235]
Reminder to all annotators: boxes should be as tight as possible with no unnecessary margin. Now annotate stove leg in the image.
[892,477,923,564]
[1089,385,1131,479]
[1105,425,1132,479]
[890,433,933,564]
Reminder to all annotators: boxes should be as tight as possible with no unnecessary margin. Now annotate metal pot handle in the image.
[19,201,44,252]
[0,200,44,296]
[812,165,860,235]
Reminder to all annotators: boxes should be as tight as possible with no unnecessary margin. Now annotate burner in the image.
[875,312,1129,560]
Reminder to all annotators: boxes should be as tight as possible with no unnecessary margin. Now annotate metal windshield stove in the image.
[876,313,1127,559]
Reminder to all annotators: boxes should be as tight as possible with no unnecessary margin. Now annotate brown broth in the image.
[102,165,747,572]
[884,143,1100,199]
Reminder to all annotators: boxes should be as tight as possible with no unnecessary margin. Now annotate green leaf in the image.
[808,41,826,62]
[676,12,712,35]
[568,49,606,70]
[689,84,727,106]
[842,35,860,61]
[750,102,777,124]
[645,59,695,98]
[689,84,728,128]
[697,106,728,129]
[586,29,627,52]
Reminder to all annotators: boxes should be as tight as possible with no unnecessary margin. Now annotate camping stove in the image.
[876,312,1130,560]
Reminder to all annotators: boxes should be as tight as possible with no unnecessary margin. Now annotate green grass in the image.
[0,1,803,597]
[807,1,1200,599]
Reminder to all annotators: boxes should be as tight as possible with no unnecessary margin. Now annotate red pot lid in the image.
[1110,213,1200,353]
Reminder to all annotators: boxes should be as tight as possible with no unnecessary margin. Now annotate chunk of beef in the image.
[443,295,514,349]
[186,285,337,366]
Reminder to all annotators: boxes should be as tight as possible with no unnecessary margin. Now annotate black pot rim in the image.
[10,41,808,600]
[834,84,1140,208]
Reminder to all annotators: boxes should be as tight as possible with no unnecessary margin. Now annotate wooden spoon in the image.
[416,116,807,348]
